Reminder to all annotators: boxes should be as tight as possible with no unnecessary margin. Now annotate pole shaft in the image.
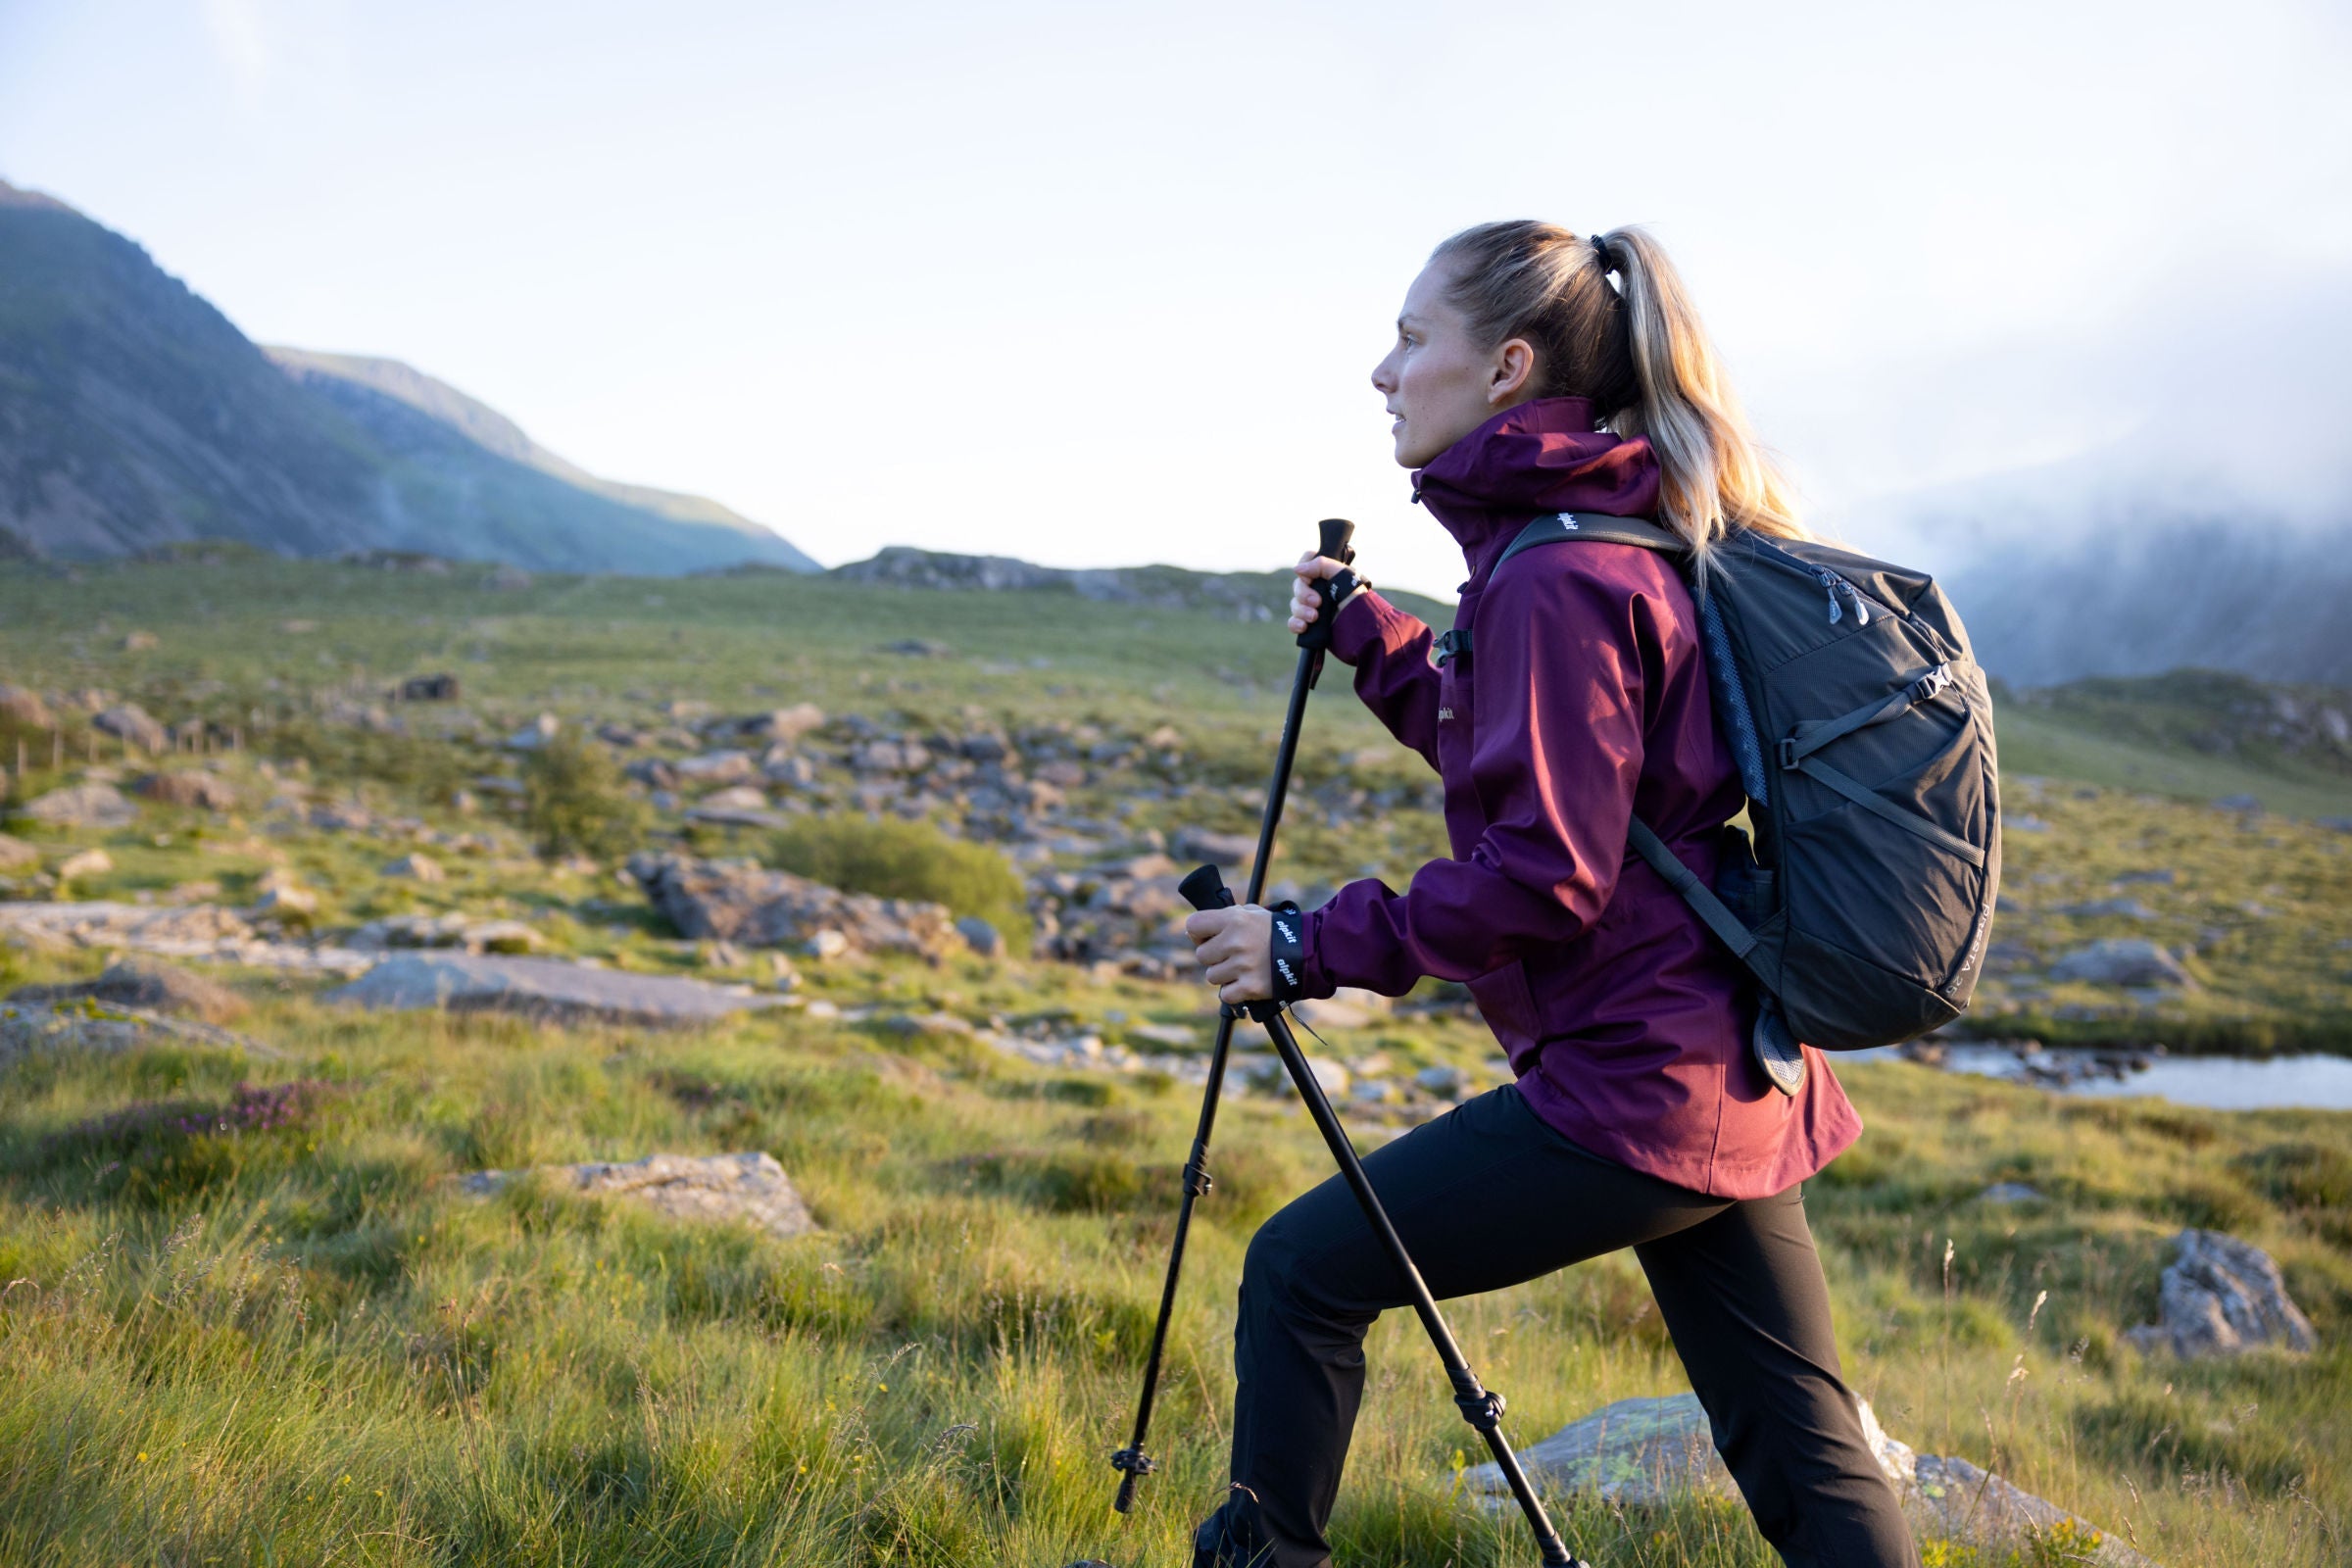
[1114,640,1321,1510]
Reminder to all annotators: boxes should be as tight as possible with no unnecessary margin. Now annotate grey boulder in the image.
[327,953,785,1026]
[135,771,240,810]
[1461,1394,2150,1564]
[1171,826,1256,867]
[2048,939,2195,989]
[1458,1394,1728,1505]
[17,782,138,828]
[93,704,169,753]
[2125,1228,2316,1357]
[459,1152,813,1240]
[629,853,960,959]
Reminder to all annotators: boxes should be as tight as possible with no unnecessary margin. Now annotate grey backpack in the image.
[1455,513,2002,1089]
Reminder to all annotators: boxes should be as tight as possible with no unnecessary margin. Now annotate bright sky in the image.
[3,0,2348,593]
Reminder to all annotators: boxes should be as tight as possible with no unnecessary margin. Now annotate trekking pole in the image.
[1176,864,1589,1568]
[1111,517,1357,1514]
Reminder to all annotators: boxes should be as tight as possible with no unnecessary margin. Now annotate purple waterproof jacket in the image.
[1296,396,1861,1200]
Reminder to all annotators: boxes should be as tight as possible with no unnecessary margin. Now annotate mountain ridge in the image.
[0,177,815,576]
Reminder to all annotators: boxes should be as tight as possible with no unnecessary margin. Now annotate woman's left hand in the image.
[1185,905,1274,1004]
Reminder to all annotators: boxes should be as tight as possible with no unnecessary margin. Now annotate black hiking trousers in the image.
[1220,1084,1917,1568]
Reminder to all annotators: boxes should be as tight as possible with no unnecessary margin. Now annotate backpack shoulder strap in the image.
[1492,512,1682,574]
[1483,517,1770,992]
[1437,514,1681,668]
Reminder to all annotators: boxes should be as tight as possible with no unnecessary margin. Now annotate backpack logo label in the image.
[1438,708,1454,721]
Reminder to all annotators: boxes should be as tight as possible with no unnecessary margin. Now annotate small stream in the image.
[1848,1043,2352,1110]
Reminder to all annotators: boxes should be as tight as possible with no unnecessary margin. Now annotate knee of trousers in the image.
[1241,1209,1350,1330]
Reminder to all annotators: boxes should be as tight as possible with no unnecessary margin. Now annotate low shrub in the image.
[766,815,1029,947]
[521,730,646,860]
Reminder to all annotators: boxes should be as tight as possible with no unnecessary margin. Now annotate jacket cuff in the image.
[1294,904,1342,1000]
[1328,589,1415,666]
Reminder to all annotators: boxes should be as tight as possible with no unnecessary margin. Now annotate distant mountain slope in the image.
[0,178,814,575]
[265,348,811,554]
[1942,516,2352,688]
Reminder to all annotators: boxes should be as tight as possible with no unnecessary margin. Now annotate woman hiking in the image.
[1182,221,1917,1568]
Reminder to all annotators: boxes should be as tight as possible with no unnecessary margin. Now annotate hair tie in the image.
[1590,232,1612,269]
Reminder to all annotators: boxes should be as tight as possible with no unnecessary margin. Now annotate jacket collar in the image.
[1412,396,1662,583]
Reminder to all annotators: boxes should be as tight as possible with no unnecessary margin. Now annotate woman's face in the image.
[1370,261,1536,468]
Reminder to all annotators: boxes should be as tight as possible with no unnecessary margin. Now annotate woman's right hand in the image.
[1288,552,1352,635]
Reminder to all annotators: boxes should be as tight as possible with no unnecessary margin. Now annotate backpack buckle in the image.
[1776,737,1799,770]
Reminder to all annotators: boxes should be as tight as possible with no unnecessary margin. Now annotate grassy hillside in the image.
[0,944,2345,1566]
[0,556,2348,1564]
[1992,672,2352,823]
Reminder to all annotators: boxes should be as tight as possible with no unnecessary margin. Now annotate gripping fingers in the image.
[1288,552,1346,633]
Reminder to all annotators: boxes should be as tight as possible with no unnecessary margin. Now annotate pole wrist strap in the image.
[1267,901,1307,1003]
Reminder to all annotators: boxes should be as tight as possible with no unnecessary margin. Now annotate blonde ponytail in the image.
[1432,221,1806,582]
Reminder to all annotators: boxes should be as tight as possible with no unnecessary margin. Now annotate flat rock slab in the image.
[0,902,373,974]
[8,958,246,1023]
[459,1152,814,1240]
[0,998,279,1062]
[1461,1394,2151,1565]
[327,953,786,1026]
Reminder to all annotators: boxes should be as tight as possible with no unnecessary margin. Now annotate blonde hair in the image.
[1429,220,1806,576]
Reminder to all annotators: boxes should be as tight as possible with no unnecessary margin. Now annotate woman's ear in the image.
[1486,337,1537,406]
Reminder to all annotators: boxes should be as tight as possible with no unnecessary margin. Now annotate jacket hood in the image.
[1413,396,1662,570]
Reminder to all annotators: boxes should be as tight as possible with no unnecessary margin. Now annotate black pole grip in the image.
[1298,517,1359,657]
[1178,863,1235,912]
[1316,516,1356,566]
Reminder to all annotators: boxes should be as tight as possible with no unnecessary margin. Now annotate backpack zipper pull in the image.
[1815,569,1872,626]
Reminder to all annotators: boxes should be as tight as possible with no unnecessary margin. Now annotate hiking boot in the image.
[1192,1485,1274,1568]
